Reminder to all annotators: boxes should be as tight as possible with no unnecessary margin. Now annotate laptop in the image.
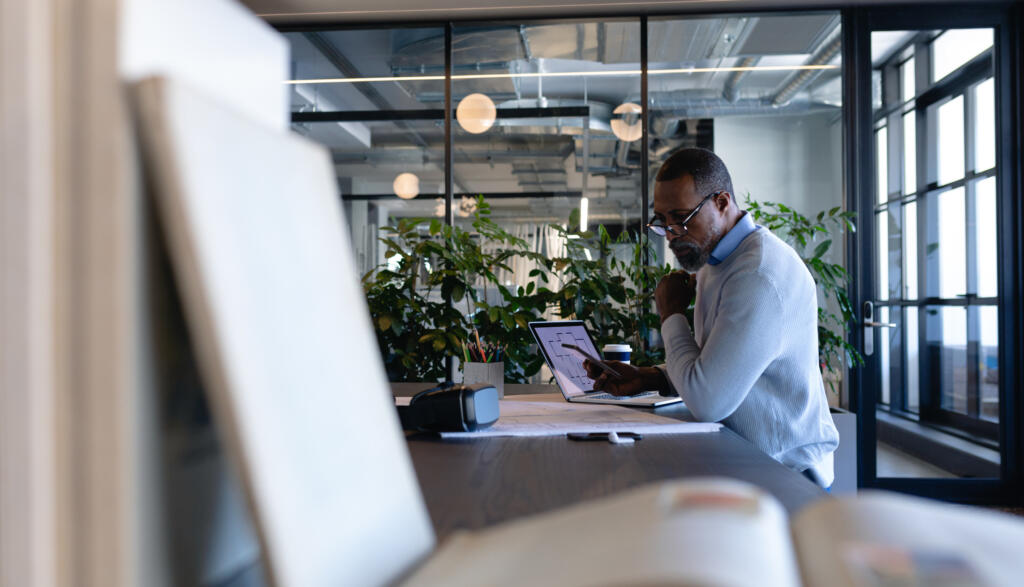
[528,321,682,408]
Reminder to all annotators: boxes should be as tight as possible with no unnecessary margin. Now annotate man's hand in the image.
[583,360,669,397]
[655,271,696,323]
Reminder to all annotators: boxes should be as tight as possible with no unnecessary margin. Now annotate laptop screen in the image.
[529,321,603,398]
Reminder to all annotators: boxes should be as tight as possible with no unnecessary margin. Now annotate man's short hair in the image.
[655,147,735,199]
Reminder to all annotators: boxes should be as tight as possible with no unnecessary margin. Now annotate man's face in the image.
[652,174,727,272]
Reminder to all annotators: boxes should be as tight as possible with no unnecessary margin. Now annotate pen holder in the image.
[463,361,504,398]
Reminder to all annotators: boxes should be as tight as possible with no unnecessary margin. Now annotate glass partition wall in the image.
[287,26,446,278]
[449,20,643,356]
[646,13,845,328]
[283,14,845,385]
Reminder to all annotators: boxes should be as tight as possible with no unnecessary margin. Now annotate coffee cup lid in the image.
[602,343,632,352]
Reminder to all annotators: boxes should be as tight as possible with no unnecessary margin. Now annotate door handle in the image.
[861,301,895,356]
[864,320,897,328]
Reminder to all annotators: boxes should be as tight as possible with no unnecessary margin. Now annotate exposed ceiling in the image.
[244,0,983,25]
[286,12,848,223]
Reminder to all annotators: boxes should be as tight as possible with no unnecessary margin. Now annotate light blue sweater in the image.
[660,221,839,486]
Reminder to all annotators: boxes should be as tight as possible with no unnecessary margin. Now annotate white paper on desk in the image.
[440,399,721,438]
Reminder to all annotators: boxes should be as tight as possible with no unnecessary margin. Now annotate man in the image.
[584,147,839,487]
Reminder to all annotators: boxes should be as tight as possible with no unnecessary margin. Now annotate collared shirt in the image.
[707,211,758,266]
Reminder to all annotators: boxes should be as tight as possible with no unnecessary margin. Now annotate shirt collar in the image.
[708,211,758,266]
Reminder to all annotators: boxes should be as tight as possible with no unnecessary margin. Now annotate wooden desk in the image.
[397,385,826,541]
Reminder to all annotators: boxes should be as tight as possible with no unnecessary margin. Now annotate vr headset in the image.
[397,382,500,432]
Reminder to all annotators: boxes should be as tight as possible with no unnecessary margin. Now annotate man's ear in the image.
[714,191,732,211]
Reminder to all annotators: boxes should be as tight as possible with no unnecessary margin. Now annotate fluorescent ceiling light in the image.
[284,64,839,85]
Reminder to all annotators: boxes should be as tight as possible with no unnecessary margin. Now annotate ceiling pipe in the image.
[302,32,478,192]
[723,56,759,103]
[331,146,575,165]
[652,95,836,118]
[615,140,639,170]
[770,32,842,107]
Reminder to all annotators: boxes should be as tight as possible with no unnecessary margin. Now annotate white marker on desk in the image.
[566,432,644,443]
[607,431,634,445]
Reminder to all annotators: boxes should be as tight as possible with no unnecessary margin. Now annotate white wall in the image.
[716,111,844,220]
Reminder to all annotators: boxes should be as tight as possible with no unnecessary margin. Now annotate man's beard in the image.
[669,224,722,272]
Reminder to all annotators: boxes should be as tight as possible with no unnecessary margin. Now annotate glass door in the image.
[853,6,1020,501]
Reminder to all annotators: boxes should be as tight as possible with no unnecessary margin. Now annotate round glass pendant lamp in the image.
[456,93,497,134]
[393,172,420,200]
[610,102,643,142]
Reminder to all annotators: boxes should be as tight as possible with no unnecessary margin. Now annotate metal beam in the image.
[291,105,591,123]
[341,191,583,201]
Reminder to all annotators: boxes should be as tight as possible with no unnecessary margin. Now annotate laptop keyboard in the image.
[585,391,659,401]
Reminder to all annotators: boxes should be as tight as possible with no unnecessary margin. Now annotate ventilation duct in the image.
[723,57,759,103]
[494,99,612,135]
[771,32,843,106]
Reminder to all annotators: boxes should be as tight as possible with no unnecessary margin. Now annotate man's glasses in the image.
[646,191,722,237]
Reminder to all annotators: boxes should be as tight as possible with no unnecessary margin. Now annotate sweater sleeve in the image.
[660,271,786,422]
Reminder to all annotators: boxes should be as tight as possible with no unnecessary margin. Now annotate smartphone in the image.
[561,343,622,378]
[566,432,643,441]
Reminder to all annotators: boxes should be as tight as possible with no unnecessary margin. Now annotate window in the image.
[871,28,999,445]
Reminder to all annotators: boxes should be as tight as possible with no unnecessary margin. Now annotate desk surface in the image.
[398,385,826,541]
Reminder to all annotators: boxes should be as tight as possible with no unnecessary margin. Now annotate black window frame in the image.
[847,3,1023,504]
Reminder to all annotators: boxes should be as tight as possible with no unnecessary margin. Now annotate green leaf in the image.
[813,239,832,259]
[568,208,581,231]
[451,283,466,302]
[377,316,392,331]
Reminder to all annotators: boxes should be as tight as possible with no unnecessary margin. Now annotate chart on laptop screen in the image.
[535,325,599,397]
